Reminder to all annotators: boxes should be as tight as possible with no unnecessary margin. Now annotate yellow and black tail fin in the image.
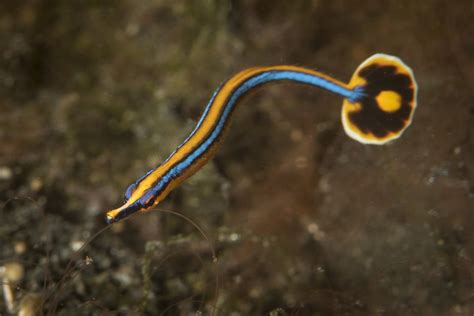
[342,54,417,145]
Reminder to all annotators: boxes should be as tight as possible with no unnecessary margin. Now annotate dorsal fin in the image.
[123,168,154,202]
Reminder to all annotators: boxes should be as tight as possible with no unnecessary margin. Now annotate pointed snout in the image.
[105,202,141,224]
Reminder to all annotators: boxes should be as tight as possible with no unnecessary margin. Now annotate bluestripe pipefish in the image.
[106,54,417,224]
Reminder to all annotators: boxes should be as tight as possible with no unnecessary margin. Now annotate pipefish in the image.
[106,54,417,224]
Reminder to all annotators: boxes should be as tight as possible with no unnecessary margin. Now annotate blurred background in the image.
[0,1,473,315]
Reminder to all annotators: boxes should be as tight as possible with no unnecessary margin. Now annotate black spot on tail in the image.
[349,64,415,138]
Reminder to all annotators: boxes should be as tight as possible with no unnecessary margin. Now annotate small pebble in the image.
[70,240,85,252]
[307,222,325,241]
[14,241,27,254]
[3,262,24,282]
[0,166,12,180]
[18,293,43,316]
[30,177,43,191]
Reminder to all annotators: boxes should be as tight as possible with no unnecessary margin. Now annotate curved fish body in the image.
[106,54,417,224]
